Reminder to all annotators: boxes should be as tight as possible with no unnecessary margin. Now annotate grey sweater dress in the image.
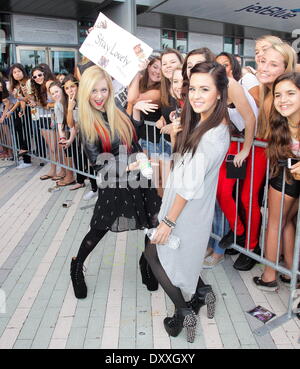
[156,123,230,296]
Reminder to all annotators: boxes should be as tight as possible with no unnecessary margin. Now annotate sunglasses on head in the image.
[32,73,43,79]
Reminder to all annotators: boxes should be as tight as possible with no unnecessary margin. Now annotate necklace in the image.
[288,121,300,129]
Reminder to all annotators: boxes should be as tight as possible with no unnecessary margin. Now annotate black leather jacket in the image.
[82,112,142,186]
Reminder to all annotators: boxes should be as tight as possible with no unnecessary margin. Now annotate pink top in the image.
[291,137,300,156]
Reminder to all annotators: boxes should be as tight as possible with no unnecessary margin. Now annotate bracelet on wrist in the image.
[162,216,176,229]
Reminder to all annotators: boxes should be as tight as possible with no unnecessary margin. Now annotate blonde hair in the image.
[78,65,135,148]
[257,42,297,139]
[256,35,283,45]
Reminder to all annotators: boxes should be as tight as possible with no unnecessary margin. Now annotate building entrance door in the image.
[16,45,78,75]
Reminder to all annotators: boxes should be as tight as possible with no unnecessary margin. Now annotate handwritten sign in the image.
[79,13,153,86]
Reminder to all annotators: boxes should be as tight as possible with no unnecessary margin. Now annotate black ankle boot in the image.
[139,253,158,291]
[187,285,216,318]
[164,307,197,343]
[70,257,87,299]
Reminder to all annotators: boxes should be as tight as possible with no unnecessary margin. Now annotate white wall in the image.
[135,27,161,50]
[244,39,256,57]
[188,32,223,54]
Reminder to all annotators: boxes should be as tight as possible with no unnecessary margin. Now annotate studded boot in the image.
[163,307,197,343]
[187,284,216,318]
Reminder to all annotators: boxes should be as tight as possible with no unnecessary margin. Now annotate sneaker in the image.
[253,276,278,292]
[16,162,32,169]
[83,190,98,201]
[203,255,224,269]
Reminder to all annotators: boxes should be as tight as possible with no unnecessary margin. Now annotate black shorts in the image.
[270,168,300,199]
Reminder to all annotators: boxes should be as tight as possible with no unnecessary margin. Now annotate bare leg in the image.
[262,186,296,282]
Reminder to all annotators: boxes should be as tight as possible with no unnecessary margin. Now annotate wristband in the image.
[162,216,176,229]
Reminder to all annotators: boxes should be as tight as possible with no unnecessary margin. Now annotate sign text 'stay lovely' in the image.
[94,32,131,67]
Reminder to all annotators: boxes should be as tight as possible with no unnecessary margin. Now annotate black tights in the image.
[76,228,108,263]
[144,238,206,309]
[144,239,188,309]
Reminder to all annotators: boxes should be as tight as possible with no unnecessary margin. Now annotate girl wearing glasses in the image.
[31,65,61,179]
[8,63,32,168]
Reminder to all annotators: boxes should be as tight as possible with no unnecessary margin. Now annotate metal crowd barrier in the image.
[211,137,300,335]
[0,106,299,333]
[0,105,97,180]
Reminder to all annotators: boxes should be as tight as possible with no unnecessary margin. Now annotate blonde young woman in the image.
[70,66,161,299]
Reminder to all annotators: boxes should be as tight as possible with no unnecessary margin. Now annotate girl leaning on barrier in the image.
[70,65,161,300]
[155,49,184,157]
[61,74,98,196]
[40,81,68,181]
[253,72,300,291]
[144,62,230,343]
[241,41,297,274]
[212,52,258,271]
[129,55,162,157]
[0,77,13,160]
[8,63,32,168]
[30,65,56,162]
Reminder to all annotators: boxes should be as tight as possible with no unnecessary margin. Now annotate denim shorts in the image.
[139,137,172,160]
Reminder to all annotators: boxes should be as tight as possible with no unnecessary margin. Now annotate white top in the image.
[239,72,259,91]
[54,102,64,125]
[291,137,300,156]
[156,123,230,296]
[228,84,258,133]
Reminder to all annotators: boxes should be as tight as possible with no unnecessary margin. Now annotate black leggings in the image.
[144,239,188,309]
[76,228,108,263]
[144,238,206,309]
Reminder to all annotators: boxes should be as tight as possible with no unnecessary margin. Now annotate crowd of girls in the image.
[1,35,300,342]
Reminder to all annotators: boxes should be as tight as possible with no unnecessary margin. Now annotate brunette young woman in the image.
[153,49,183,193]
[161,66,184,147]
[0,77,13,159]
[253,72,300,291]
[182,48,257,269]
[144,62,230,343]
[156,48,184,155]
[8,63,32,168]
[43,81,67,181]
[61,74,97,196]
[30,65,56,166]
[70,66,161,299]
[129,55,162,156]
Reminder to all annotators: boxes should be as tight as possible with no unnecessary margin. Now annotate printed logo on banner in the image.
[235,2,299,19]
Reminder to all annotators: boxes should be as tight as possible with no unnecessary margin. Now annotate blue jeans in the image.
[209,201,229,255]
[139,137,172,159]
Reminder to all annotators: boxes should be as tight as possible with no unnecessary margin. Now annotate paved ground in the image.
[0,158,299,349]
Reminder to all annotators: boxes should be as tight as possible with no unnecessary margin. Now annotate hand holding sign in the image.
[80,13,153,87]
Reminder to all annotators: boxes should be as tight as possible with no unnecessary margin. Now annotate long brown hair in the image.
[268,72,300,181]
[160,48,184,107]
[173,62,230,159]
[139,56,161,93]
[8,63,29,95]
[49,80,68,125]
[181,48,216,99]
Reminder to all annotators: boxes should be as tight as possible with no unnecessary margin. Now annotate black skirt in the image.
[90,181,161,232]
